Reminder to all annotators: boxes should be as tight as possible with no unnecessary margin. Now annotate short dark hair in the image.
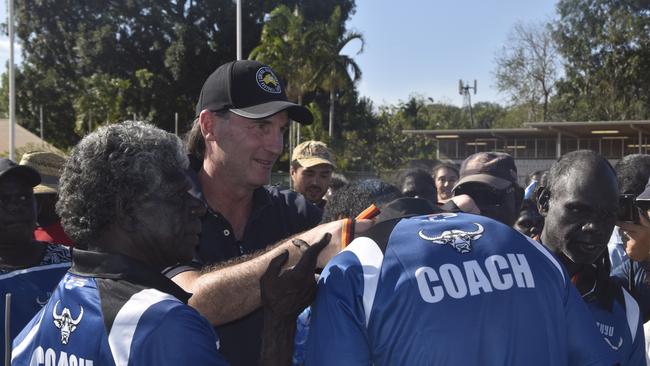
[399,168,435,187]
[290,160,302,171]
[547,150,615,195]
[57,121,188,248]
[615,154,650,195]
[321,179,402,223]
[432,163,459,179]
[329,173,348,192]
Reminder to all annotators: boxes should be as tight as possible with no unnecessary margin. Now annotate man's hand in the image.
[261,233,331,319]
[291,219,374,268]
[259,234,330,366]
[618,214,650,262]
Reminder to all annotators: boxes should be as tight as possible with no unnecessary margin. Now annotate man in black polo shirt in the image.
[169,60,327,365]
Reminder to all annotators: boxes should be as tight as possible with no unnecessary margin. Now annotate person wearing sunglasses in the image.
[452,152,524,227]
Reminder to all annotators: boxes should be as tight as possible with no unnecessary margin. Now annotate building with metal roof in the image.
[403,120,650,182]
[0,119,61,158]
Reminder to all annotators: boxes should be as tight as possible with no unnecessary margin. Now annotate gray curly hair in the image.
[56,121,188,247]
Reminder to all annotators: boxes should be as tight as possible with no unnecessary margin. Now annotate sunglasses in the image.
[455,184,513,206]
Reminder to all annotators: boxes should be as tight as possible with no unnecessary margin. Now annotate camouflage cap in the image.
[291,140,336,169]
[453,152,519,192]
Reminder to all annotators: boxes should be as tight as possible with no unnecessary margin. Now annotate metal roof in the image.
[404,120,650,139]
[0,119,60,156]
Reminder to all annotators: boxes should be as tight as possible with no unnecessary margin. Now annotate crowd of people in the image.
[3,59,650,365]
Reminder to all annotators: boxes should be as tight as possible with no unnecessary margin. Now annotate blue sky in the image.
[344,0,559,107]
[0,1,558,108]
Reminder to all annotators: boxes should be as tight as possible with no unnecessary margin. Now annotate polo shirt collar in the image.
[70,249,191,304]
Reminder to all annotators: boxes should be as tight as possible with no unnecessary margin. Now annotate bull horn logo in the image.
[52,300,83,345]
[418,223,484,254]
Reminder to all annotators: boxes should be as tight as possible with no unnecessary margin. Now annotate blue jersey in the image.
[585,286,645,365]
[305,212,616,365]
[11,250,228,366]
[0,244,71,362]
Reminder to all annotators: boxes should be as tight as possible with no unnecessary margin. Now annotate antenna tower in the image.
[458,79,477,127]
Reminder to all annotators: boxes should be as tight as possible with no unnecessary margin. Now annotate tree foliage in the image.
[11,0,358,147]
[249,5,316,104]
[552,0,650,120]
[494,21,559,122]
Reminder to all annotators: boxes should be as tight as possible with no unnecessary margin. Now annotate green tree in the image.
[10,0,314,147]
[494,21,560,122]
[473,102,506,129]
[552,0,650,120]
[311,6,364,138]
[73,73,131,134]
[249,5,316,105]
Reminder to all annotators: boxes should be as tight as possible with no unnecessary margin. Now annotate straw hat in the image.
[19,151,66,194]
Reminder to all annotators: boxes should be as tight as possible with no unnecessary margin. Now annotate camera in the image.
[617,194,640,224]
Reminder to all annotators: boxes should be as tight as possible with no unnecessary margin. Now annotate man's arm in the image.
[304,246,374,366]
[259,234,330,366]
[173,219,372,326]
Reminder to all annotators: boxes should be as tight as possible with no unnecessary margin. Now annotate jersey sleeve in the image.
[622,289,646,366]
[564,281,618,366]
[626,316,645,366]
[133,305,228,366]
[611,259,650,321]
[304,251,372,366]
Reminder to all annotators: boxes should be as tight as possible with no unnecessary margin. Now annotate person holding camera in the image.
[606,154,650,325]
[609,155,650,270]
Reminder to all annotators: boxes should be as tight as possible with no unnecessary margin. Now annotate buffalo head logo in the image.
[418,223,484,254]
[52,300,83,344]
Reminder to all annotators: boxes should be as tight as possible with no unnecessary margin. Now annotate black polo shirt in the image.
[166,167,322,366]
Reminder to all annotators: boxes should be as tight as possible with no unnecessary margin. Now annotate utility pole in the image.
[236,0,242,60]
[174,113,178,135]
[39,106,43,140]
[8,0,15,160]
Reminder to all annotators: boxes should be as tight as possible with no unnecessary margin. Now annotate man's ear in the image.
[199,110,217,142]
[536,187,550,216]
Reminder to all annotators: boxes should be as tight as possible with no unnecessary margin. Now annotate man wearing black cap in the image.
[0,158,71,362]
[168,60,327,365]
[452,152,524,226]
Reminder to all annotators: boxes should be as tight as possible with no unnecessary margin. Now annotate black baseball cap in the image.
[453,152,520,191]
[195,60,313,124]
[0,158,41,187]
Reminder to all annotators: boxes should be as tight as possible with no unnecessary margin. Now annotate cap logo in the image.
[256,67,281,94]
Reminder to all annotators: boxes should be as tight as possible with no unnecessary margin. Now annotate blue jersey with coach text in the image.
[12,250,228,366]
[305,212,616,365]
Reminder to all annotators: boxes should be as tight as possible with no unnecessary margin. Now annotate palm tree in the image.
[310,6,364,138]
[249,5,320,162]
[249,5,316,106]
